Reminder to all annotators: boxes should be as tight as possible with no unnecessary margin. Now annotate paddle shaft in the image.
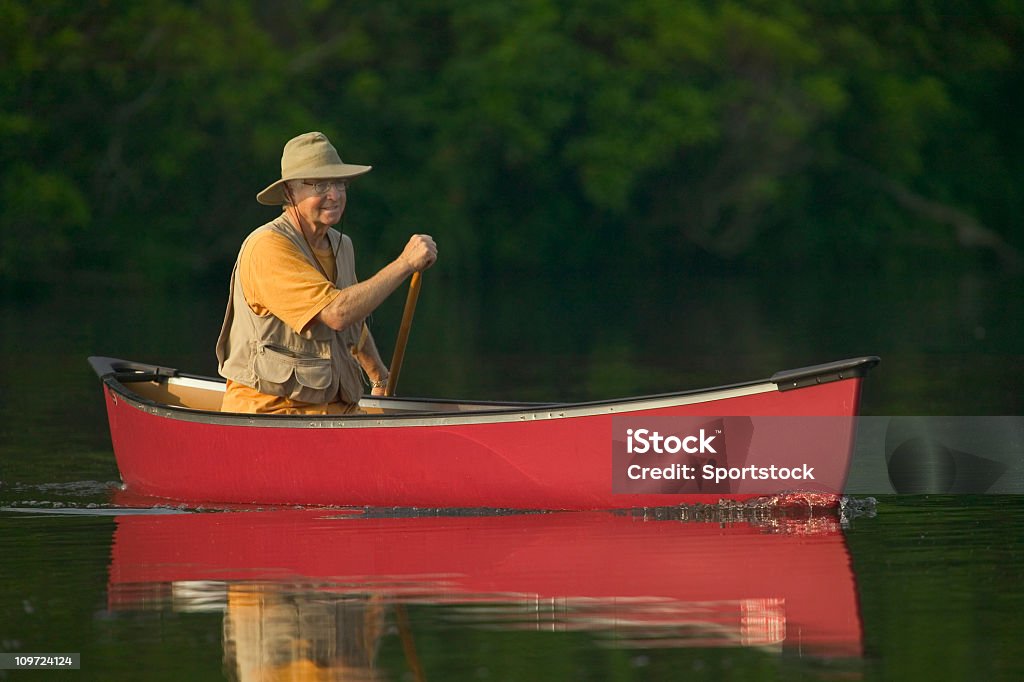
[385,271,422,396]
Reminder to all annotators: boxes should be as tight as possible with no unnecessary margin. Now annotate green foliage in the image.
[0,165,90,281]
[1,0,1021,286]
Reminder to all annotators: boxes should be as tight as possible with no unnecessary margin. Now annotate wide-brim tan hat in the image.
[257,131,372,205]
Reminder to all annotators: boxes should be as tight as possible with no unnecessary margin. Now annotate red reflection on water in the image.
[107,507,862,664]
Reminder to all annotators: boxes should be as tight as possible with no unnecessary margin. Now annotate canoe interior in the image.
[126,374,524,416]
[96,353,881,419]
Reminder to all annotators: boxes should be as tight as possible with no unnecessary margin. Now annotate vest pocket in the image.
[254,344,333,393]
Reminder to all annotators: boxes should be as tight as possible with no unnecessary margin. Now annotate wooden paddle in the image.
[385,271,422,396]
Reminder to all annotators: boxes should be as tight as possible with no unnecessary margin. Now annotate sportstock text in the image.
[625,427,815,483]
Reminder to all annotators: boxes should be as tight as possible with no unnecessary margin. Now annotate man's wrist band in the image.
[370,376,389,389]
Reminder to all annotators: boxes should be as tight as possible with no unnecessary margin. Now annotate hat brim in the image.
[257,163,373,205]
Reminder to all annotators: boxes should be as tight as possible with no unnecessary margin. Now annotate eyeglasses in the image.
[302,180,349,195]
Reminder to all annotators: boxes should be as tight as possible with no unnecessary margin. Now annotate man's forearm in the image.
[353,329,388,384]
[318,258,414,332]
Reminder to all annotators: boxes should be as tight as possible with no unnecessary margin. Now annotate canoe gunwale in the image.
[771,356,879,391]
[88,355,879,429]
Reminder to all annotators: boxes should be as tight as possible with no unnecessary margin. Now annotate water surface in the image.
[1,270,1023,680]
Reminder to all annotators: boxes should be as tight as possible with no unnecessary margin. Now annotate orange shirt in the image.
[241,229,339,333]
[221,229,362,415]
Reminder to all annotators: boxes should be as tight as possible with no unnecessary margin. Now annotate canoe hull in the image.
[96,358,873,509]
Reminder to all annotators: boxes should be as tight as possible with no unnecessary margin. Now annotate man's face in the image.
[290,179,348,228]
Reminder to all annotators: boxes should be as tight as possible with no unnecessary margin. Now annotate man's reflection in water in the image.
[223,585,386,682]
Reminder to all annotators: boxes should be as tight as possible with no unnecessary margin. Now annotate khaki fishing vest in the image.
[216,216,365,405]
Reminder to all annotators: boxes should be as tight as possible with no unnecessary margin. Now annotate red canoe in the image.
[107,509,864,660]
[89,355,878,509]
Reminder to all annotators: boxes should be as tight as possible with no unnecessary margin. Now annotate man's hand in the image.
[399,234,437,272]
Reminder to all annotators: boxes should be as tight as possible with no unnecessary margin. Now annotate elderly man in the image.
[216,131,437,414]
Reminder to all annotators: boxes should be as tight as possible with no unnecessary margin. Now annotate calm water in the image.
[1,269,1023,680]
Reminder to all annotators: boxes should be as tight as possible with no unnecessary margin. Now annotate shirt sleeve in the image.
[239,230,341,334]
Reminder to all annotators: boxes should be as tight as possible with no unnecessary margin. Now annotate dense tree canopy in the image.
[2,1,1021,286]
